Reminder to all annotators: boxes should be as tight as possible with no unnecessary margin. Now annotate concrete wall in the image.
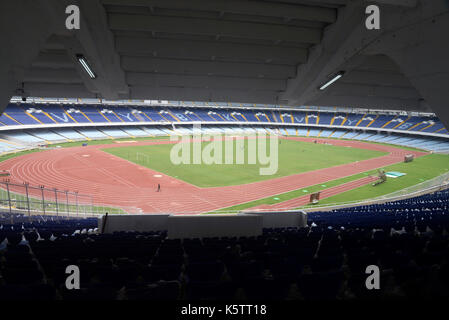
[99,211,307,238]
[100,214,170,233]
[167,214,263,239]
[243,210,307,229]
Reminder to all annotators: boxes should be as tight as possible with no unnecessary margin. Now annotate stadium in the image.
[1,0,449,305]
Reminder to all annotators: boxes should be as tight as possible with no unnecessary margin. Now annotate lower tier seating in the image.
[1,188,448,300]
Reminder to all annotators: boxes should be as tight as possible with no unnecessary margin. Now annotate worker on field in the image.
[157,183,161,192]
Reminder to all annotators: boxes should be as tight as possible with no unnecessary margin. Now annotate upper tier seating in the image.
[1,104,448,155]
[1,104,447,136]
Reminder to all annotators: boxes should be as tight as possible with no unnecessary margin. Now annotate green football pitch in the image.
[102,138,387,187]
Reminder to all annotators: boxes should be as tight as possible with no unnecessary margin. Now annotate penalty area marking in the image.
[114,140,137,143]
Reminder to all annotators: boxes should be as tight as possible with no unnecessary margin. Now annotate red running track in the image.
[0,137,427,214]
[248,175,379,211]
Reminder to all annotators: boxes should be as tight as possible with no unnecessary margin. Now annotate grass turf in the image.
[0,148,41,162]
[102,137,387,187]
[300,153,449,208]
[208,171,374,213]
[306,136,426,152]
[209,153,449,212]
[51,136,169,148]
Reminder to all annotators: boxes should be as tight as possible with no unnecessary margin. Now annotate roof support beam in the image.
[108,14,322,44]
[327,83,420,99]
[121,56,296,79]
[23,82,97,98]
[129,86,282,104]
[0,69,15,112]
[373,5,449,128]
[307,95,422,110]
[126,73,286,91]
[274,0,346,7]
[1,0,129,102]
[32,52,75,69]
[372,0,418,8]
[281,1,374,105]
[282,0,449,120]
[0,0,59,111]
[24,68,83,84]
[57,0,129,99]
[102,0,337,23]
[339,70,413,87]
[115,37,308,64]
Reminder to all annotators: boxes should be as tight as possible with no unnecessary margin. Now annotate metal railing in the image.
[2,171,448,217]
[0,180,131,217]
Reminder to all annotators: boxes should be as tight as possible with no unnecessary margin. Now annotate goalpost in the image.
[127,151,150,165]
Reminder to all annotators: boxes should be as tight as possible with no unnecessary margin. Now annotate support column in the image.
[385,14,449,128]
[0,0,64,113]
[0,71,14,114]
[362,1,449,128]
